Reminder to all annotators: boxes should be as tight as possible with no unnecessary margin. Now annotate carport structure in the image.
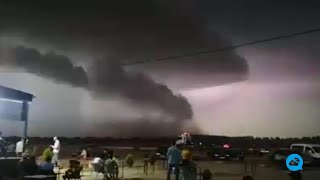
[0,85,34,138]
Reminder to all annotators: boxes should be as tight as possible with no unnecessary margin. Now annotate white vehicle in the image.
[290,144,320,160]
[176,132,192,145]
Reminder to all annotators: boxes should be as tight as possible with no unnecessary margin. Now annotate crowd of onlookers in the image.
[166,141,257,180]
[166,140,305,180]
[1,133,303,180]
[90,149,120,179]
[17,151,55,178]
[1,135,65,179]
[166,141,208,180]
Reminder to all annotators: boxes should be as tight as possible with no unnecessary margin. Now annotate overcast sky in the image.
[0,0,320,137]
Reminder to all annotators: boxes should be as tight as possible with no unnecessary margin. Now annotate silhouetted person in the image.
[109,150,114,158]
[6,142,16,156]
[105,154,119,180]
[179,149,197,180]
[202,169,212,180]
[63,160,82,180]
[289,171,302,180]
[243,175,254,180]
[92,154,104,173]
[18,153,38,177]
[39,156,55,174]
[167,142,181,180]
[0,131,6,158]
[108,150,118,161]
[103,149,109,160]
[86,147,92,158]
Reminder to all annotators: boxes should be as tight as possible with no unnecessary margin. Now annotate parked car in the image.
[259,148,270,156]
[290,144,320,165]
[208,147,245,161]
[269,148,312,169]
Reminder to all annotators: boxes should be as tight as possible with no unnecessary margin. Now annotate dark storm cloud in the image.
[0,1,250,136]
[89,59,193,120]
[0,1,248,81]
[1,46,193,123]
[1,46,88,87]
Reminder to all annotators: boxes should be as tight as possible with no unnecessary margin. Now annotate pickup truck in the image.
[290,144,320,164]
[269,148,312,169]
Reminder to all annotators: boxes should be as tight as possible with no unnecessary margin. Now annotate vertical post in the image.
[21,101,29,152]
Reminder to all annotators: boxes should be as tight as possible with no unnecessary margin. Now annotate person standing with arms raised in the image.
[51,137,60,166]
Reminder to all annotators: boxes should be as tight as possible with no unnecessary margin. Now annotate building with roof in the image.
[0,85,34,138]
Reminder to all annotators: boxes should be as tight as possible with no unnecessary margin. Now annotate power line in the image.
[122,26,320,66]
[1,26,320,71]
[0,71,27,73]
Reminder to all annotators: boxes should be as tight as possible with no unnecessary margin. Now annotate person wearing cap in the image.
[51,137,60,166]
[167,141,182,180]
